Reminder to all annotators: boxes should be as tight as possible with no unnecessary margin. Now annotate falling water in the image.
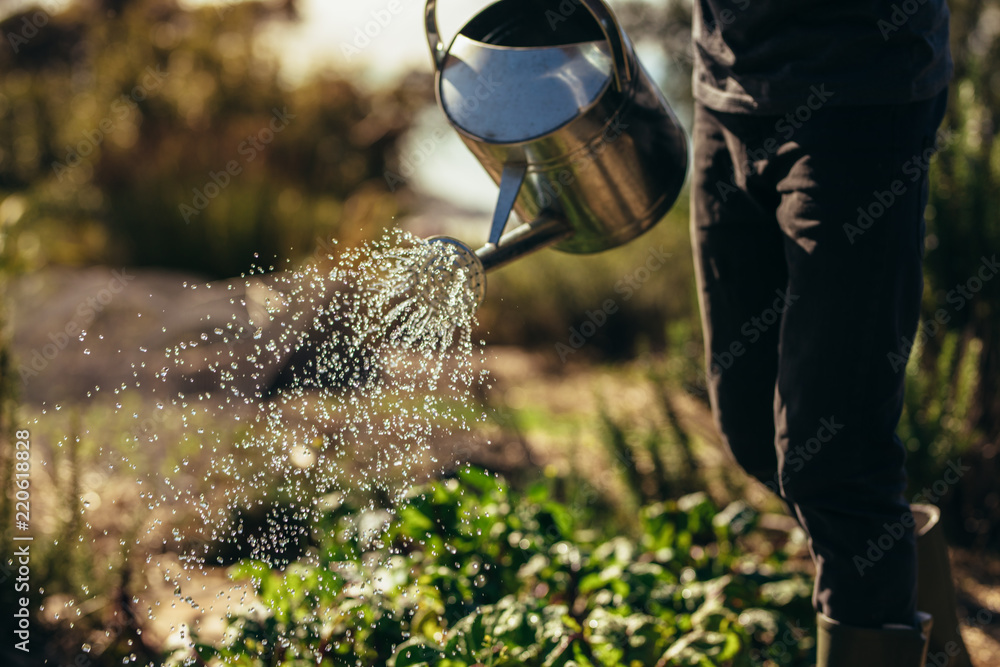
[167,230,483,531]
[25,229,488,661]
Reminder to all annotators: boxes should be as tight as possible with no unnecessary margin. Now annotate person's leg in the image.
[690,103,787,484]
[768,91,948,629]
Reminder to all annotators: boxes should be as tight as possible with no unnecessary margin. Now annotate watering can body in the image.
[426,0,688,265]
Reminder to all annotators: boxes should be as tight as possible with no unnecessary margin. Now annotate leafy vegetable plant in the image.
[183,468,814,667]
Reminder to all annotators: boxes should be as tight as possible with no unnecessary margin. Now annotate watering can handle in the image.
[425,0,448,71]
[424,0,633,91]
[579,0,633,91]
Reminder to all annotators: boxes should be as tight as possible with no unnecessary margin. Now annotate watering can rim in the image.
[425,0,633,92]
[439,37,620,146]
[439,87,629,148]
[445,33,612,55]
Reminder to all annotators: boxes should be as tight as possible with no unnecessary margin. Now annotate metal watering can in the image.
[423,0,688,305]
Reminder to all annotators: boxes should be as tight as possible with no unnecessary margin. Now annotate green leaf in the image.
[390,638,446,667]
[229,559,273,586]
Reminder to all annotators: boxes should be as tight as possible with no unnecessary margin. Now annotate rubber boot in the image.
[816,612,932,666]
[912,504,975,667]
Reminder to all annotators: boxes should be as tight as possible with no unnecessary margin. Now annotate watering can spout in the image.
[474,213,571,273]
[427,212,571,307]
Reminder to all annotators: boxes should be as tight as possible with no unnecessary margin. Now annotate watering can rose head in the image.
[423,236,487,310]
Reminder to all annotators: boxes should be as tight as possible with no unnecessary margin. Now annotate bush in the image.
[0,0,426,277]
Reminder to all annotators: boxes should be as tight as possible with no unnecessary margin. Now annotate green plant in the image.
[0,0,424,277]
[184,468,815,667]
[898,332,982,487]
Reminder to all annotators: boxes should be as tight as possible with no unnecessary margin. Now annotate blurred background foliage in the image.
[0,0,996,607]
[0,0,427,278]
[0,0,999,664]
[916,0,1000,548]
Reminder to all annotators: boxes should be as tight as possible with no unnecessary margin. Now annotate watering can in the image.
[423,0,688,305]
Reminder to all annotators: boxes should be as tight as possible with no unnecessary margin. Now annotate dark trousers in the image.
[690,90,948,627]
